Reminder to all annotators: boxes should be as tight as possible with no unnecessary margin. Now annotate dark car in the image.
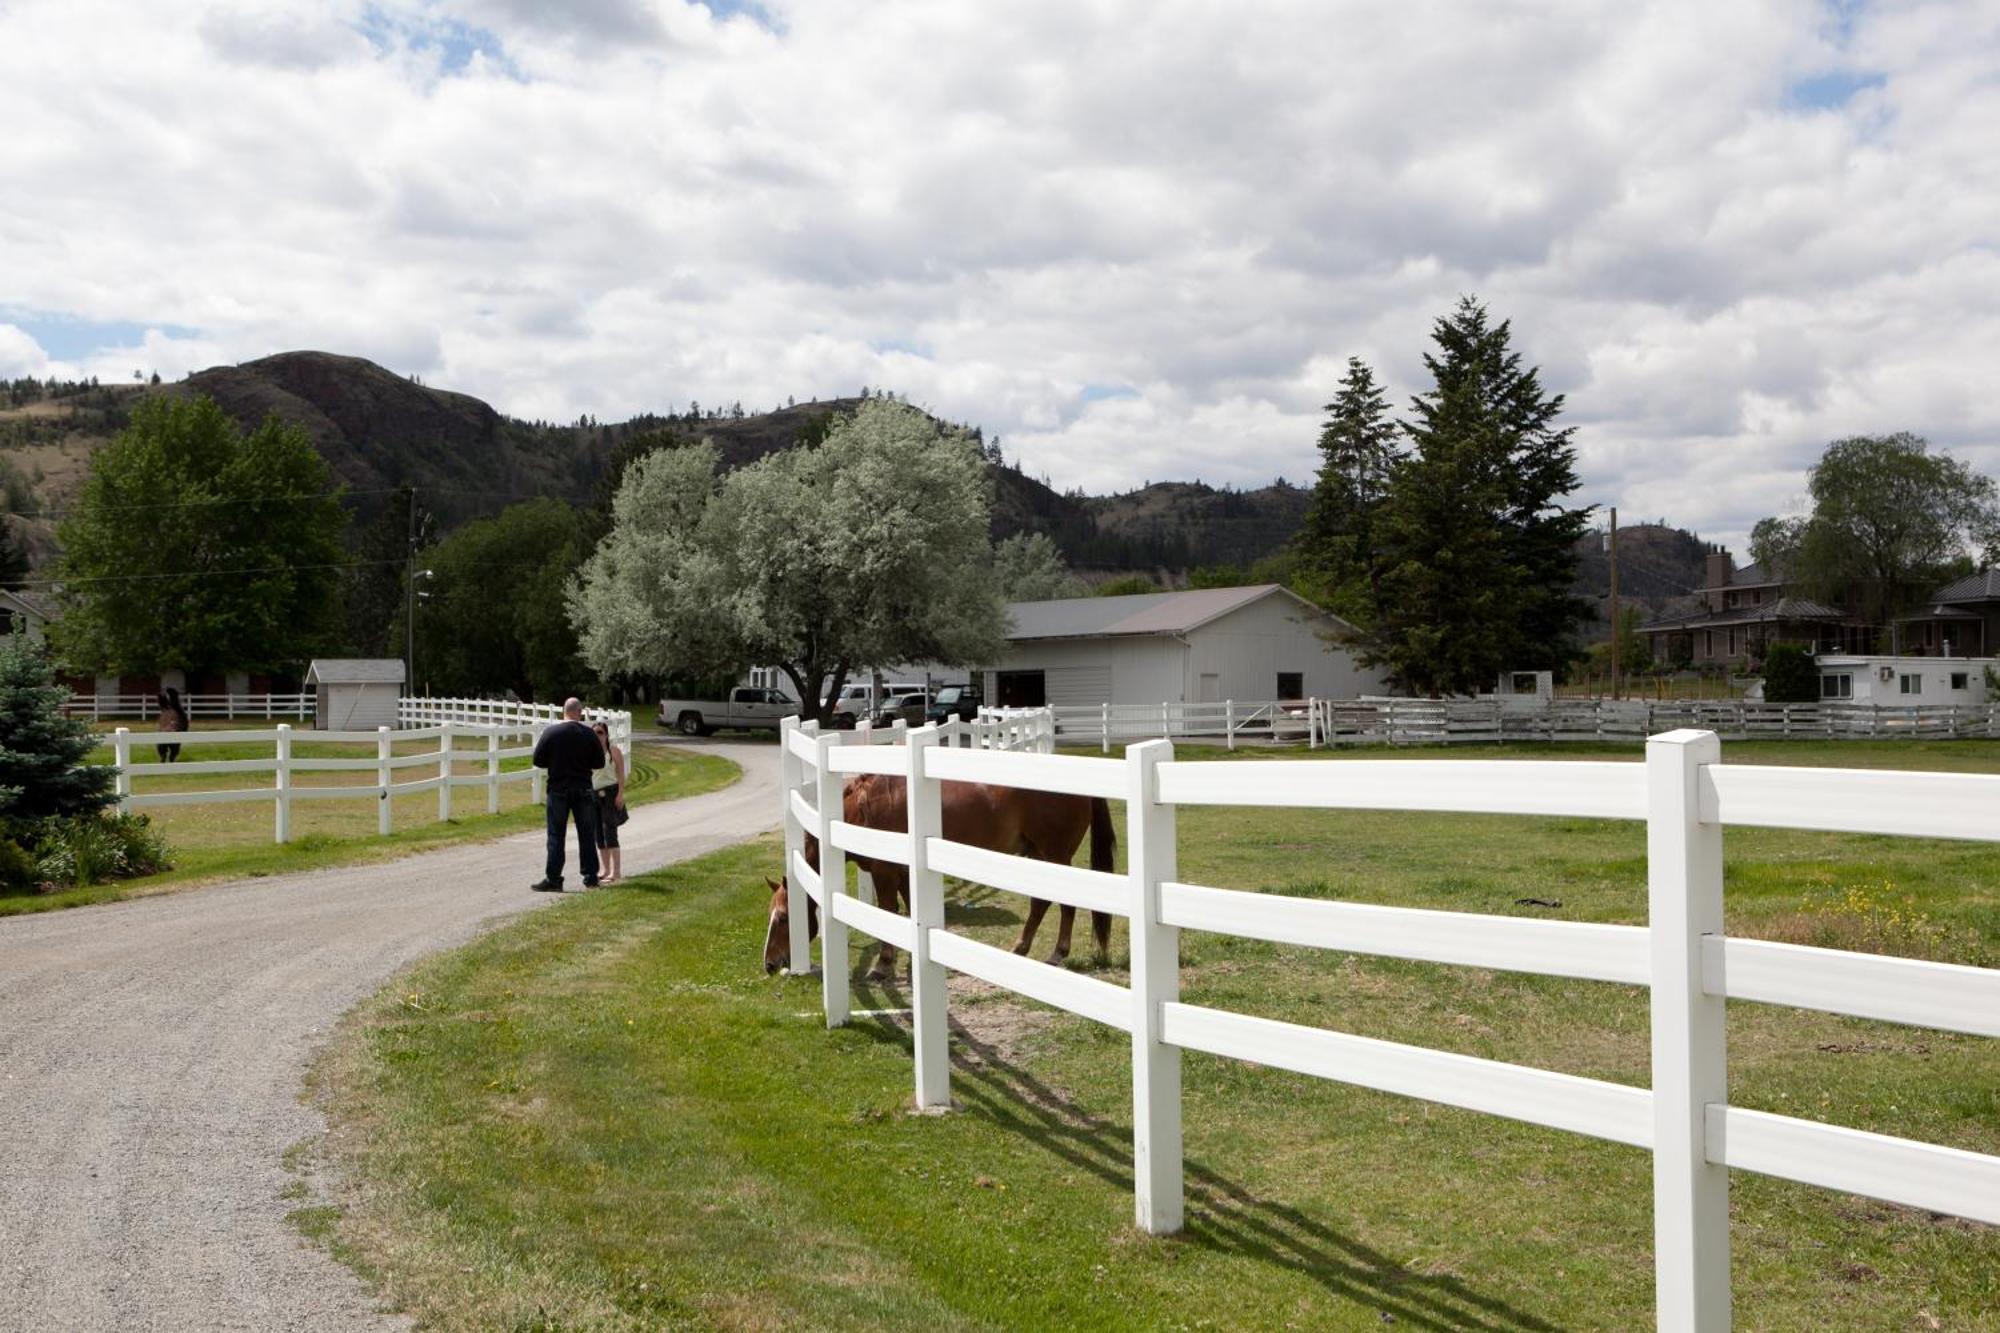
[870,691,928,728]
[927,683,982,724]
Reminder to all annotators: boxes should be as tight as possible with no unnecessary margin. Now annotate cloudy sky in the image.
[2,0,1996,551]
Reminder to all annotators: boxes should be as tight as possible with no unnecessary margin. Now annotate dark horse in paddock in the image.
[764,773,1114,979]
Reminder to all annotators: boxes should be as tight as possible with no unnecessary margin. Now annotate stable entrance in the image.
[995,670,1047,707]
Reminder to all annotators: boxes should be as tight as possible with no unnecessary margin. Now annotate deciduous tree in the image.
[993,532,1083,601]
[572,400,1006,722]
[52,396,346,675]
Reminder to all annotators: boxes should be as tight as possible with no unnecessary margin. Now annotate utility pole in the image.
[1608,507,1621,700]
[405,487,417,691]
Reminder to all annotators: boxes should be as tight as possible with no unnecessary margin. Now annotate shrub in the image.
[1761,643,1819,703]
[0,837,37,893]
[0,636,116,819]
[31,812,172,889]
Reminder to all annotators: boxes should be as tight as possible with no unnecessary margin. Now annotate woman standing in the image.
[155,687,186,762]
[590,720,626,884]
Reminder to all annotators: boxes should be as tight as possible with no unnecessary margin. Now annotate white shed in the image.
[983,585,1390,707]
[1812,655,1992,706]
[306,659,406,730]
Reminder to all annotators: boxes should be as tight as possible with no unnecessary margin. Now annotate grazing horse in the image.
[763,774,1115,979]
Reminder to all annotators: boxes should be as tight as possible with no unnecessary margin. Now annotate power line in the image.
[2,483,577,521]
[14,554,572,590]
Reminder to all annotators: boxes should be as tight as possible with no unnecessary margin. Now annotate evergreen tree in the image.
[0,635,116,820]
[0,519,29,589]
[1369,298,1592,695]
[1295,357,1398,621]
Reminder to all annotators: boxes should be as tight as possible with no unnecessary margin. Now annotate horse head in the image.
[762,876,819,974]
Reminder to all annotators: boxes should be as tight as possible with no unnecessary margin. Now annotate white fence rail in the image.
[62,692,314,721]
[1050,696,2000,748]
[778,708,2000,1330]
[109,697,632,843]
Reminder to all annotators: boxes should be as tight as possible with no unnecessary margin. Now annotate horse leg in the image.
[1049,904,1077,965]
[1013,897,1052,956]
[867,867,906,982]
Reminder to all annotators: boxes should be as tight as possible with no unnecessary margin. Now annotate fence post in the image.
[780,718,812,974]
[1225,699,1235,751]
[530,724,546,805]
[815,730,849,1026]
[438,720,454,822]
[1647,728,1729,1331]
[1126,737,1183,1233]
[377,725,393,835]
[113,727,131,812]
[1101,702,1111,754]
[906,726,951,1110]
[274,723,292,844]
[486,727,501,814]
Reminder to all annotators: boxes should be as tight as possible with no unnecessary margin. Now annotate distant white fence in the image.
[779,708,2000,1330]
[1051,697,2000,748]
[63,692,314,721]
[110,697,632,843]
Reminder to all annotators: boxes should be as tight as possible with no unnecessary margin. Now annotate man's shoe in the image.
[530,879,563,893]
[581,877,600,888]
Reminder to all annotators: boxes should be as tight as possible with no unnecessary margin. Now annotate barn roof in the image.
[1006,584,1328,642]
[306,658,406,685]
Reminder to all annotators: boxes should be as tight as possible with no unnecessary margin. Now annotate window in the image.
[1820,674,1852,699]
[1727,628,1739,656]
[1900,673,1922,695]
[1703,630,1714,657]
[1276,672,1304,700]
[1952,672,1969,690]
[1725,591,1738,608]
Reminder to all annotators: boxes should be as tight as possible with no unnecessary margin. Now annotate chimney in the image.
[1705,548,1733,591]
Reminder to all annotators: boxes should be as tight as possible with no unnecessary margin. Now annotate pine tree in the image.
[1368,299,1592,695]
[1295,357,1398,621]
[0,635,116,820]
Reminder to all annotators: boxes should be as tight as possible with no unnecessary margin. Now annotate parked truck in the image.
[657,686,797,736]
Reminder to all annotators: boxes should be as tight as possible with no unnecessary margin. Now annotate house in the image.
[0,588,57,644]
[979,584,1389,707]
[306,659,406,730]
[1892,569,2000,658]
[1639,549,1872,669]
[1811,655,1992,706]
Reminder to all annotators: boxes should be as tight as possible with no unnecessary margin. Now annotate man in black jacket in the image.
[530,697,606,892]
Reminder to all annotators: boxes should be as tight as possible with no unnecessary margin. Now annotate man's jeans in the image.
[545,784,601,885]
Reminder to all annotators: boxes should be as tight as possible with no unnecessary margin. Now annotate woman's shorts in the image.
[594,789,621,848]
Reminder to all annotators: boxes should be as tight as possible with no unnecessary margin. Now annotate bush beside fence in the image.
[779,706,2000,1331]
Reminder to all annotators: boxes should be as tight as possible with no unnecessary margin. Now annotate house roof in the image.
[305,658,406,685]
[1640,597,1851,634]
[1006,584,1329,642]
[0,588,57,621]
[1725,561,1779,588]
[1931,568,2000,603]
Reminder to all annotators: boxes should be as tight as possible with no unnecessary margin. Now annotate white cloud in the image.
[2,0,1997,553]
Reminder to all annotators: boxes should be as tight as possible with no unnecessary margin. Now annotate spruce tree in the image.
[0,635,116,820]
[1295,357,1398,622]
[1369,298,1592,695]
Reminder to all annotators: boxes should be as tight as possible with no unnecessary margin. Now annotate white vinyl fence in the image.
[778,708,2000,1330]
[110,697,632,843]
[1051,696,2000,748]
[63,692,314,721]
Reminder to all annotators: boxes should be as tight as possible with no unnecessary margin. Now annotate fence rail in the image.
[108,697,632,843]
[1048,696,2000,748]
[777,707,2000,1330]
[62,692,314,721]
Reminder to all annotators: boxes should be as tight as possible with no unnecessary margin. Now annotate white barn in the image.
[982,585,1389,708]
[307,659,406,730]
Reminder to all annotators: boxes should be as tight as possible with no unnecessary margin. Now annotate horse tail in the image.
[1089,797,1115,955]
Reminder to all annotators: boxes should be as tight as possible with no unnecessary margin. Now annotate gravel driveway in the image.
[0,740,778,1332]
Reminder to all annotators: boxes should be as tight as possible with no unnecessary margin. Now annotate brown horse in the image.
[763,773,1114,979]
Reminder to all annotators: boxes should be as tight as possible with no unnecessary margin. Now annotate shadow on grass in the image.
[846,972,1562,1333]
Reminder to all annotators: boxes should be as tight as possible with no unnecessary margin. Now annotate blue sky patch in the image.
[3,311,200,362]
[355,5,519,79]
[1784,68,1885,110]
[1079,384,1139,404]
[870,337,933,358]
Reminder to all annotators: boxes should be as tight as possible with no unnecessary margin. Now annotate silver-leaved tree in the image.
[571,399,1008,722]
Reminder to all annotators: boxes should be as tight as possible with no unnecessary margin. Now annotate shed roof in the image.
[306,658,406,685]
[1006,584,1325,642]
[0,588,57,621]
[1932,568,2000,603]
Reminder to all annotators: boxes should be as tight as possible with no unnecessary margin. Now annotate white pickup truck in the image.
[657,686,798,736]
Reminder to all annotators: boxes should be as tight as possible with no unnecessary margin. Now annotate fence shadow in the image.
[839,992,1564,1333]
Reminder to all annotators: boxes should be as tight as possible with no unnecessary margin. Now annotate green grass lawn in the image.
[308,738,1999,1331]
[0,741,740,917]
